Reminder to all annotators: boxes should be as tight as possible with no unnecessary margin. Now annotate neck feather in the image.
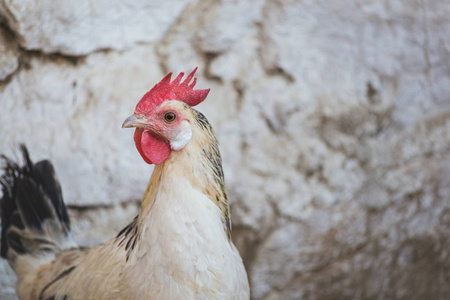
[139,109,231,239]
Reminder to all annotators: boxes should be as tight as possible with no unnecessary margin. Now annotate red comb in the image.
[135,68,210,114]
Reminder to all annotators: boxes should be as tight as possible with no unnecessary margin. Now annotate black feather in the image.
[0,154,20,258]
[0,144,71,258]
[33,161,70,229]
[5,229,26,256]
[10,212,24,230]
[116,215,139,261]
[15,177,54,230]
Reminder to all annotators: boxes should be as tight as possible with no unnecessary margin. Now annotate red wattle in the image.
[134,129,170,165]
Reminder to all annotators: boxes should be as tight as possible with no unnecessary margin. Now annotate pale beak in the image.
[122,114,149,129]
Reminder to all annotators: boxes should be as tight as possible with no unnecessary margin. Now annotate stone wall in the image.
[1,0,450,299]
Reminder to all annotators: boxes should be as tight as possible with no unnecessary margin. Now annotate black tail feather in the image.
[16,176,56,230]
[33,160,70,228]
[0,151,20,258]
[1,144,71,258]
[5,228,26,256]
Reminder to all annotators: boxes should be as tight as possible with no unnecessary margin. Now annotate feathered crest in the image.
[135,68,210,114]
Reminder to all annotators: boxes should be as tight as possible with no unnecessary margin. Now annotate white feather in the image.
[122,177,249,300]
[170,121,192,151]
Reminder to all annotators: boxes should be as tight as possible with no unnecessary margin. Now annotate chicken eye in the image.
[164,112,177,123]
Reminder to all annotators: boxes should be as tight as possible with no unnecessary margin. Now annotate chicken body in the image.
[1,71,249,299]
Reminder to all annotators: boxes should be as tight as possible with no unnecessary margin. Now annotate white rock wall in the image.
[1,0,450,299]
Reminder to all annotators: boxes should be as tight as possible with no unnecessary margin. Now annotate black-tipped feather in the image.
[16,177,54,230]
[5,229,26,256]
[0,145,71,258]
[0,154,20,258]
[33,161,70,229]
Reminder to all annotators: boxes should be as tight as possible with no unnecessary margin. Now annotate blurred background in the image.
[1,0,450,299]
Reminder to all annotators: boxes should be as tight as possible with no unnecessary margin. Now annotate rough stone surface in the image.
[0,0,191,55]
[1,1,450,299]
[0,26,18,80]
